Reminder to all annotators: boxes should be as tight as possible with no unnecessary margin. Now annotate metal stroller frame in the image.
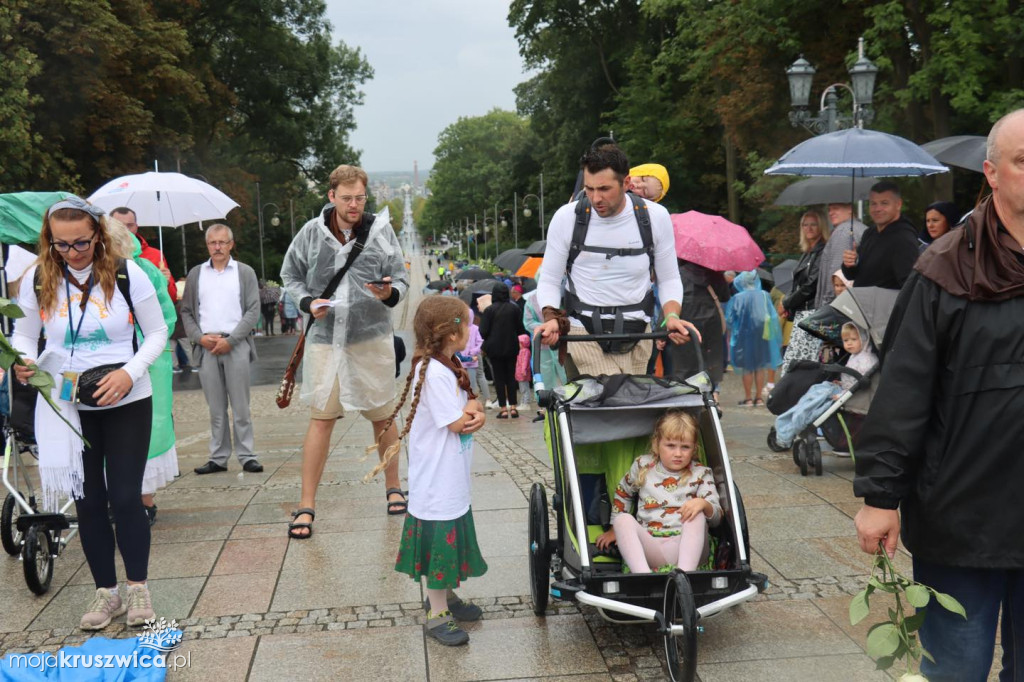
[528,326,767,682]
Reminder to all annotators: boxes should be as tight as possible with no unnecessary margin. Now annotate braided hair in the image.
[365,296,473,481]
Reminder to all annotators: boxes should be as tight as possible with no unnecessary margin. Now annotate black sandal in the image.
[288,508,315,539]
[386,488,408,516]
[510,408,519,419]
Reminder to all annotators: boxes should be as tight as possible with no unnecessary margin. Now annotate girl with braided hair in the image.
[366,296,487,646]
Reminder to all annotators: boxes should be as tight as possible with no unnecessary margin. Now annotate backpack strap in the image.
[115,259,138,353]
[562,193,658,343]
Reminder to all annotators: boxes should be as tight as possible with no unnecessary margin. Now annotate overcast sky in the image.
[326,1,529,173]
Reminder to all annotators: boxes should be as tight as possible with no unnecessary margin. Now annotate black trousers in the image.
[261,304,276,334]
[76,397,153,587]
[490,355,518,407]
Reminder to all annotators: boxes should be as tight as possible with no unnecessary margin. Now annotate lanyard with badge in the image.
[59,268,92,402]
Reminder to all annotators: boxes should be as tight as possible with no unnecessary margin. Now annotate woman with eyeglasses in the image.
[11,196,168,631]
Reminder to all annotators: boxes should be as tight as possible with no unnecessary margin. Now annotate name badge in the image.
[59,371,80,402]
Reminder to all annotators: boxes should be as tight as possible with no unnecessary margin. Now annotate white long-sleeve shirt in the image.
[537,197,683,326]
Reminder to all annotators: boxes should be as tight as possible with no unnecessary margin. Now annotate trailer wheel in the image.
[808,439,823,476]
[528,483,551,616]
[1,493,23,556]
[795,440,809,476]
[664,571,698,682]
[22,525,53,595]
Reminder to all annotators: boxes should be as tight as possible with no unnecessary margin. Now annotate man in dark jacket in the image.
[841,181,920,289]
[854,109,1024,681]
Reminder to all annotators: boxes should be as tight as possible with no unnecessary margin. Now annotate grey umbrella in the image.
[524,240,546,257]
[454,267,496,282]
[921,135,986,173]
[459,279,501,304]
[494,248,528,271]
[765,128,948,178]
[770,259,799,295]
[774,177,874,206]
[829,286,901,348]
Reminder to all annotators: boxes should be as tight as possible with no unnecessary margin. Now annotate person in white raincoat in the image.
[280,165,409,538]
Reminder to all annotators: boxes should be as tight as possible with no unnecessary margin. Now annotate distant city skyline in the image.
[326,1,528,173]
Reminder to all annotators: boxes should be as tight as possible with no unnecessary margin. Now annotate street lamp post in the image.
[786,37,878,135]
[499,207,516,251]
[258,198,280,282]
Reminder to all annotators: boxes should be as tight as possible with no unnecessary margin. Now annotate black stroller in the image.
[529,328,768,682]
[765,287,899,475]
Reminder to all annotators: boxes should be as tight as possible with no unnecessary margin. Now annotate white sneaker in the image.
[485,400,498,410]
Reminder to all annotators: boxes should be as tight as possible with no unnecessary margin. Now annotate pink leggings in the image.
[612,514,707,573]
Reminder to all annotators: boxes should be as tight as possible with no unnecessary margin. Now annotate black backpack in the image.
[563,193,656,353]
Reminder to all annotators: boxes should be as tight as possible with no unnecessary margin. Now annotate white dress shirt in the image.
[197,257,242,333]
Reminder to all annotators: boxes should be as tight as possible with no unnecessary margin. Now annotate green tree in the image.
[419,109,539,244]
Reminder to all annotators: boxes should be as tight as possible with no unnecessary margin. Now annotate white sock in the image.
[107,585,119,596]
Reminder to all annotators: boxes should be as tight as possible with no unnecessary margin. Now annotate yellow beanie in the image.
[629,163,670,203]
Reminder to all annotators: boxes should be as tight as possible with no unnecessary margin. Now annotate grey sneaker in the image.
[425,610,469,646]
[80,588,125,630]
[423,597,482,622]
[125,584,155,627]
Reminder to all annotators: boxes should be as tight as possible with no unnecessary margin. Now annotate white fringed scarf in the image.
[34,390,84,512]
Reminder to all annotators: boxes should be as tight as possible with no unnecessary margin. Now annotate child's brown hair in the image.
[365,296,472,480]
[638,410,700,486]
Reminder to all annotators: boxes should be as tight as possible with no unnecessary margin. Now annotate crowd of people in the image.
[3,109,1024,677]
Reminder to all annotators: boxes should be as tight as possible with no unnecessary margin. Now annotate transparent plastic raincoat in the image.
[280,206,409,412]
[725,270,783,373]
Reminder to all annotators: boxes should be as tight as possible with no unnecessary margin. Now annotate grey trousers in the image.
[197,342,255,464]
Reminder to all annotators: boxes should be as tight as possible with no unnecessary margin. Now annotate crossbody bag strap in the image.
[303,231,369,332]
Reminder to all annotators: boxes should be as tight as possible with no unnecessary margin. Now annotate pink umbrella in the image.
[671,211,765,272]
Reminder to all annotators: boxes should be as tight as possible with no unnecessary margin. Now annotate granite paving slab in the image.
[191,571,278,617]
[698,653,889,681]
[166,635,257,682]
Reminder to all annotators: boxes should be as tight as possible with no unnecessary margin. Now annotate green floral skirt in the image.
[395,508,488,589]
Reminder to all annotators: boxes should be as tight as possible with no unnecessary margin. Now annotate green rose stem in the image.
[850,540,966,679]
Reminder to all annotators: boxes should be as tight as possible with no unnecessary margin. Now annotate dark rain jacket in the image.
[782,240,825,314]
[841,217,920,290]
[854,207,1024,567]
[480,283,527,359]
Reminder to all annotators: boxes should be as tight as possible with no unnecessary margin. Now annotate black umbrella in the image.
[774,177,874,206]
[520,277,537,293]
[494,248,528,271]
[426,280,450,291]
[921,135,986,173]
[454,267,496,282]
[524,240,546,257]
[770,259,799,295]
[459,279,501,304]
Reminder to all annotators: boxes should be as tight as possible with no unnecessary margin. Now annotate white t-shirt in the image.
[537,197,683,326]
[15,261,159,409]
[406,358,473,521]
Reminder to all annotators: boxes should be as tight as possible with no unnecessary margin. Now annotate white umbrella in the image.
[87,171,239,254]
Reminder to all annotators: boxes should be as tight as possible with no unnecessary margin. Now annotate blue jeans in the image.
[914,556,1024,681]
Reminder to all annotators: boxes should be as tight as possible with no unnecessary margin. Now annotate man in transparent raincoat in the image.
[280,165,410,538]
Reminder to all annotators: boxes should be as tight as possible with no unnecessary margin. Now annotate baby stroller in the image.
[765,287,899,476]
[528,328,767,682]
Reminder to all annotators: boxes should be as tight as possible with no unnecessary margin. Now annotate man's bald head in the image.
[987,109,1024,165]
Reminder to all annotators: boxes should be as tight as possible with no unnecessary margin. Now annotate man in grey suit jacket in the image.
[180,224,263,474]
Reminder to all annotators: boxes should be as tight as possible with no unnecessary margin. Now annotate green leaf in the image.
[27,372,52,389]
[0,349,18,370]
[0,303,25,319]
[850,589,870,625]
[905,584,931,608]
[888,607,898,622]
[873,655,895,671]
[921,644,935,663]
[866,623,901,658]
[903,610,927,633]
[932,591,967,619]
[869,576,897,593]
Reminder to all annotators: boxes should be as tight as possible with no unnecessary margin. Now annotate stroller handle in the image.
[530,319,706,393]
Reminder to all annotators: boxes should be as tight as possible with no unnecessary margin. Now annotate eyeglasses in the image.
[333,193,367,205]
[50,237,96,253]
[207,240,232,248]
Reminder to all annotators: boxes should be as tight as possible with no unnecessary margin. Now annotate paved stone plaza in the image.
[0,255,1002,680]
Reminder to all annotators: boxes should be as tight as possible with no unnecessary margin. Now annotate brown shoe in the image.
[80,588,125,630]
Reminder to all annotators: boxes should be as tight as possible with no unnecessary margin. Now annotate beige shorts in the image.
[311,379,398,422]
[567,323,652,376]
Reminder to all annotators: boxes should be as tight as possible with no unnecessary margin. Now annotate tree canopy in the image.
[0,0,372,278]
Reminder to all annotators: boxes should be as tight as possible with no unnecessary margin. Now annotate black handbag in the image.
[77,363,126,407]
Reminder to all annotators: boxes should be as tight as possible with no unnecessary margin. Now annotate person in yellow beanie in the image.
[629,163,670,203]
